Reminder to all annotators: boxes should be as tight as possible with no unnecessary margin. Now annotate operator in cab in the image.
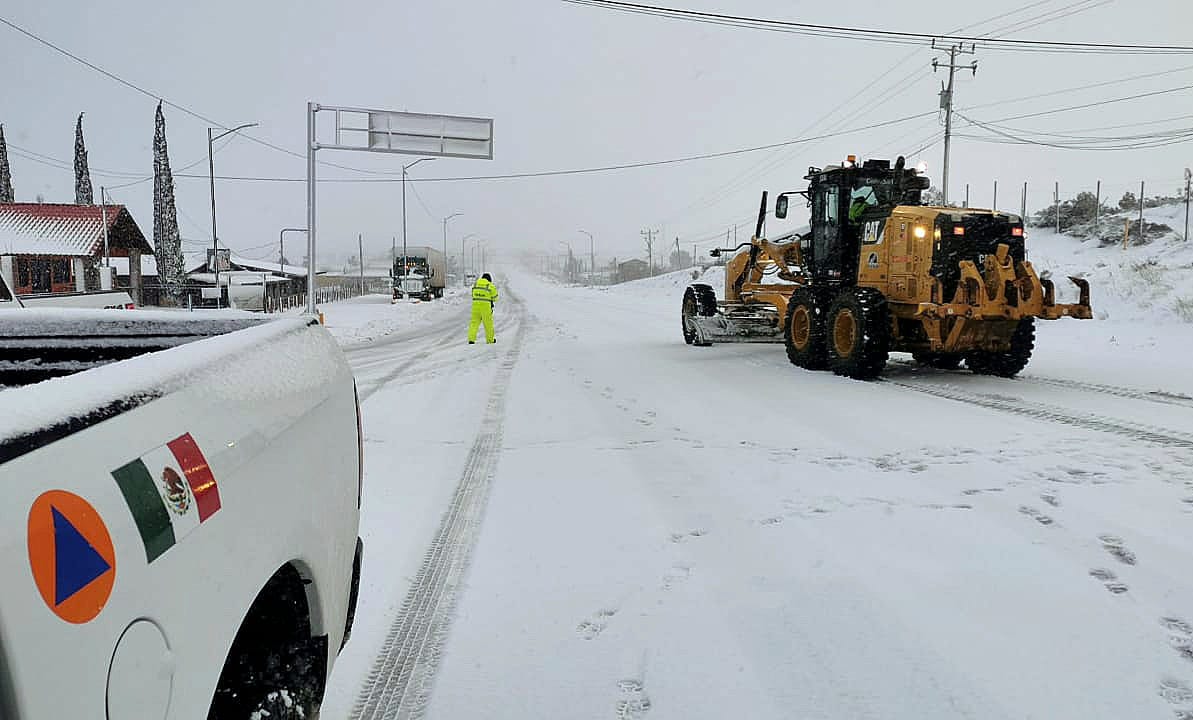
[468,272,499,344]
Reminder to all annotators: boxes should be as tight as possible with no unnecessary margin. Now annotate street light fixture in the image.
[399,157,435,284]
[443,212,463,286]
[207,122,257,307]
[578,229,594,286]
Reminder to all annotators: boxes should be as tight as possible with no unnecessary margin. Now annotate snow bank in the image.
[315,291,469,347]
[1029,207,1193,324]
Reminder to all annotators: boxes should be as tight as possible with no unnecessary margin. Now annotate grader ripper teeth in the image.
[680,155,1093,379]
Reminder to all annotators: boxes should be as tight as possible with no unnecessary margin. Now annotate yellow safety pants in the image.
[468,301,495,343]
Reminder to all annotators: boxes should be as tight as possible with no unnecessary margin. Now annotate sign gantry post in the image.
[304,104,494,315]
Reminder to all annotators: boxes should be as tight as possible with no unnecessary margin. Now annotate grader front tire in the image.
[826,288,890,380]
[784,288,828,370]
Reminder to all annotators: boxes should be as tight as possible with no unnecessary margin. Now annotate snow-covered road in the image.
[322,270,1193,720]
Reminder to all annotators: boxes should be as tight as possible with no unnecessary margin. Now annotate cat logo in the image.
[867,252,880,269]
[863,220,883,245]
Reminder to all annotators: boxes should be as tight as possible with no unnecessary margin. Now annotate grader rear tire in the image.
[826,288,890,380]
[784,288,827,370]
[965,318,1036,378]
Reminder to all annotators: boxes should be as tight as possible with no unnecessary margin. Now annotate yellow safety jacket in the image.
[472,278,498,305]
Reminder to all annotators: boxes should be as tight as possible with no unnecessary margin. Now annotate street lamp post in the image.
[578,229,594,286]
[559,241,575,284]
[400,157,435,286]
[461,233,479,286]
[279,227,306,267]
[207,122,257,308]
[443,211,463,286]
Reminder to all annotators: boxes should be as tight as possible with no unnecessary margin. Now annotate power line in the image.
[0,13,408,179]
[973,82,1193,123]
[126,110,930,184]
[560,0,1193,55]
[960,62,1193,112]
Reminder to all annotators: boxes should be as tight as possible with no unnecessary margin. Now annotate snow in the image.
[0,315,342,448]
[320,246,1193,719]
[314,289,470,347]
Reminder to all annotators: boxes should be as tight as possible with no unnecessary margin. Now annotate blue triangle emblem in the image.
[52,506,111,606]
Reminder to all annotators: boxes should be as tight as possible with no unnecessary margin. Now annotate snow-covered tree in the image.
[0,124,13,203]
[153,102,185,301]
[74,113,94,205]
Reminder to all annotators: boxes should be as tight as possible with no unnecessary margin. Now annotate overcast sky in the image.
[2,0,1191,269]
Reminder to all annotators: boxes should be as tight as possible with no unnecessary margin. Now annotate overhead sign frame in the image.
[303,102,495,315]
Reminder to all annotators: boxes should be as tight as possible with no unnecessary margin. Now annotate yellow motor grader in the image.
[681,156,1092,379]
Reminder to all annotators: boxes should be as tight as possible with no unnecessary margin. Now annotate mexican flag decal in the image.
[111,433,221,562]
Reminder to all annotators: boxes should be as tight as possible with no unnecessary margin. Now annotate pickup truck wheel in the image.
[208,565,325,720]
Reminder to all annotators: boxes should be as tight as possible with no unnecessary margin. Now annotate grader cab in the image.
[681,156,1092,379]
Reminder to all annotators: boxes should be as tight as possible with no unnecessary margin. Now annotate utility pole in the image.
[640,228,658,276]
[358,233,364,296]
[1021,181,1027,220]
[993,180,998,211]
[932,41,977,206]
[674,237,682,270]
[964,183,969,208]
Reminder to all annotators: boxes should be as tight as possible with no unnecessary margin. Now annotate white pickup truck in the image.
[0,309,363,719]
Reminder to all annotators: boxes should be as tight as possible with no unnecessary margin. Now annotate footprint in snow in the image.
[1099,534,1137,565]
[1088,568,1128,594]
[1040,491,1061,507]
[616,679,652,719]
[1161,617,1193,663]
[1018,506,1054,525]
[576,608,619,640]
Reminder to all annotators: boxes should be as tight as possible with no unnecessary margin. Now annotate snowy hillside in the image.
[1030,202,1193,324]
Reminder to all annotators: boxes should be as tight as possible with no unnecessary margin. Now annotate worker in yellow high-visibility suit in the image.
[468,273,498,344]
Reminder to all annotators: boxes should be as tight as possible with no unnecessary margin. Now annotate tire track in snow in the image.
[888,359,1193,410]
[885,379,1193,449]
[349,295,525,720]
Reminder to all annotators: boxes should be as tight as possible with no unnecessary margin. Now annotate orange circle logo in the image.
[27,490,116,624]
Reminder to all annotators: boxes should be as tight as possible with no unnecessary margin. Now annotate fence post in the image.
[1138,180,1145,242]
[1094,180,1101,235]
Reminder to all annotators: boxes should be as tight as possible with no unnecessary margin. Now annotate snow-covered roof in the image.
[0,203,151,257]
[227,255,309,277]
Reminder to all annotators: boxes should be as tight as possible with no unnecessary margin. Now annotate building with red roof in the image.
[0,202,153,303]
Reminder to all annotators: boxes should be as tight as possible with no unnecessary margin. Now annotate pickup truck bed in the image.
[0,311,362,719]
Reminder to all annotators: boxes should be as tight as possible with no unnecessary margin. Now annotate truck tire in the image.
[826,287,890,380]
[784,288,828,370]
[682,284,716,346]
[912,352,963,370]
[965,318,1035,377]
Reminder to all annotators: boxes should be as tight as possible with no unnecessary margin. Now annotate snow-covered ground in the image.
[321,238,1193,720]
[316,289,470,347]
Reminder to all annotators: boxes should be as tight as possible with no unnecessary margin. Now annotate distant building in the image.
[0,203,153,303]
[616,258,650,283]
[186,254,312,309]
